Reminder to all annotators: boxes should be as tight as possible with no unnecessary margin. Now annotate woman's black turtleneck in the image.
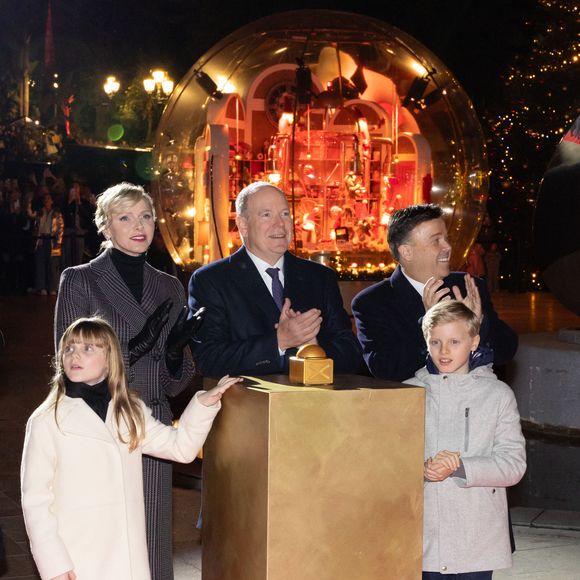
[64,376,111,422]
[110,247,147,303]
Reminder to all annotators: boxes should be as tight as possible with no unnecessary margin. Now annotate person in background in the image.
[485,243,502,293]
[404,300,526,579]
[466,242,486,278]
[55,182,201,580]
[62,182,92,267]
[32,193,64,296]
[80,183,99,260]
[0,187,32,294]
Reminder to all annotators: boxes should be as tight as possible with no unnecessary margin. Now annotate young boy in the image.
[404,300,526,579]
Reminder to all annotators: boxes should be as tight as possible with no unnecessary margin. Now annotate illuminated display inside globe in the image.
[151,10,488,275]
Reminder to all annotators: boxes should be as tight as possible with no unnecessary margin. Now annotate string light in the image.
[482,0,577,291]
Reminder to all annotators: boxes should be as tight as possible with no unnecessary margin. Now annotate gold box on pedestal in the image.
[202,375,425,580]
[289,344,333,385]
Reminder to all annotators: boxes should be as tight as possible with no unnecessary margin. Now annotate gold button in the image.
[441,566,447,571]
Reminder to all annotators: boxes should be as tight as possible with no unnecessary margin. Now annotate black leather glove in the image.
[165,306,206,376]
[128,298,173,366]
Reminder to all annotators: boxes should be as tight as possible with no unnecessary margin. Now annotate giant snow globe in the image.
[151,10,488,276]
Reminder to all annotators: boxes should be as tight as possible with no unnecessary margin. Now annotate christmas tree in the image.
[484,0,579,290]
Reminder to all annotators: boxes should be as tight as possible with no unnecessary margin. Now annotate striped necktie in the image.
[266,267,284,311]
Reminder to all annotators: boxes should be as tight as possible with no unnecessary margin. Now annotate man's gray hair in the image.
[235,181,286,216]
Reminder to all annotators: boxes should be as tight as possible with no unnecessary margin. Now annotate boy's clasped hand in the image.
[424,450,461,482]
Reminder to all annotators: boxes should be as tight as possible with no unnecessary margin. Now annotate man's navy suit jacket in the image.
[188,247,362,377]
[351,264,518,382]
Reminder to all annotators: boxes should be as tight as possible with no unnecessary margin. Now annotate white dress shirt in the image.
[245,249,285,295]
[245,249,286,355]
[401,268,426,298]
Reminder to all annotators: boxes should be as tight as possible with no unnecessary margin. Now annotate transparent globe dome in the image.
[152,10,488,275]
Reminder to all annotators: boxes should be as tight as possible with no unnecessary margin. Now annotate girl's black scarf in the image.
[65,376,111,422]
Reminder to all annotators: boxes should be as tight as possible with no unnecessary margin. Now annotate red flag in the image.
[44,0,55,70]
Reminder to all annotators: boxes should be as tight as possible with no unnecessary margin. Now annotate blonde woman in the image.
[22,317,239,580]
[54,183,202,579]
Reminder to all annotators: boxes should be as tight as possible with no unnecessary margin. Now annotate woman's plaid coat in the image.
[54,248,195,580]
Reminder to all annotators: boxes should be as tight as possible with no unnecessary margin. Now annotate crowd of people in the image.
[12,179,525,580]
[0,173,98,296]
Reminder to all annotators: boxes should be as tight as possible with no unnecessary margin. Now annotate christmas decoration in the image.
[484,0,579,291]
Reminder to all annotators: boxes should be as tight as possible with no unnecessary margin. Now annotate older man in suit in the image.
[352,204,517,382]
[188,182,362,377]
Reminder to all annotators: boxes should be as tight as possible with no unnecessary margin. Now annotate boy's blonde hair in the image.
[422,300,480,340]
[94,182,156,252]
[50,317,145,451]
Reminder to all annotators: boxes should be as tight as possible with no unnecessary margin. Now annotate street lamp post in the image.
[99,75,121,142]
[50,72,60,128]
[103,76,120,98]
[143,70,174,102]
[143,70,174,142]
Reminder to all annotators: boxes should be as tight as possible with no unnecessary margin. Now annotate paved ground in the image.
[1,293,580,579]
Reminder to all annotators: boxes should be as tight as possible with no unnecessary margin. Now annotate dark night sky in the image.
[120,0,539,105]
[0,0,540,112]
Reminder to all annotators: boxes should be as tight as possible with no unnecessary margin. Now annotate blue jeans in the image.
[423,572,492,580]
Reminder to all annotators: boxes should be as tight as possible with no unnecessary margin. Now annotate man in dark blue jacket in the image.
[188,182,362,377]
[352,204,517,382]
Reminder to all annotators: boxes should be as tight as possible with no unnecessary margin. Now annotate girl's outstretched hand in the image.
[198,375,243,407]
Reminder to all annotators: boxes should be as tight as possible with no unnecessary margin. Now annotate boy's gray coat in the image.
[405,365,526,574]
[54,248,195,580]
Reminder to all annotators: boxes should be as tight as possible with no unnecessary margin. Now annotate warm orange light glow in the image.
[104,76,120,97]
[161,79,174,95]
[411,61,428,76]
[216,75,237,94]
[152,70,166,84]
[143,78,155,93]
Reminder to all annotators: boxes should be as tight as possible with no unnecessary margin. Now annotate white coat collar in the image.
[55,396,117,444]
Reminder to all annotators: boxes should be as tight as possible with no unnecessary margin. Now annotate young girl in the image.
[21,317,240,580]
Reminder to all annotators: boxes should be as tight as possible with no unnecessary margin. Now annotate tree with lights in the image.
[484,0,579,291]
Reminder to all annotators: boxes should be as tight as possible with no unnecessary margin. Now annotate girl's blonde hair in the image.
[94,182,156,252]
[51,317,145,451]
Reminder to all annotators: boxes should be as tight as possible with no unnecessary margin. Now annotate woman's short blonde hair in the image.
[422,300,481,339]
[94,183,156,248]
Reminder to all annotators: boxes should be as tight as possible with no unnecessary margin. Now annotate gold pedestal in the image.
[202,375,425,580]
